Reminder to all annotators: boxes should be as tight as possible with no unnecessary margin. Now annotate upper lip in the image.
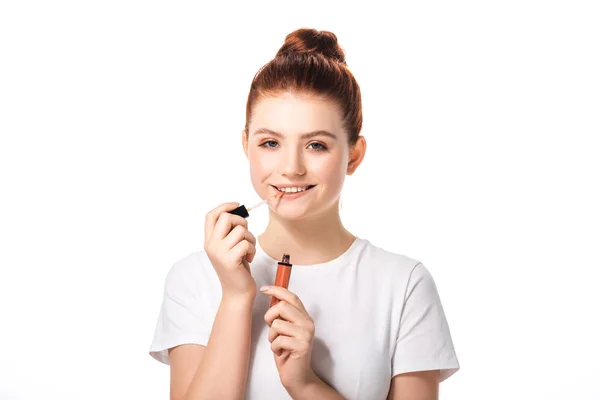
[271,183,316,188]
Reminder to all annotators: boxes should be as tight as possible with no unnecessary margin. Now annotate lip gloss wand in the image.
[228,192,283,218]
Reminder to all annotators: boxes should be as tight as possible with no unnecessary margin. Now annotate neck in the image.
[258,201,356,265]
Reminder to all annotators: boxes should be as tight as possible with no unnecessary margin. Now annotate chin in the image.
[270,200,338,221]
[270,206,313,221]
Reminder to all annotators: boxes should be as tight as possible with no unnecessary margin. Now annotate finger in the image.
[224,228,256,262]
[260,286,307,313]
[213,212,248,241]
[264,300,307,327]
[204,202,240,240]
[231,239,255,266]
[223,225,248,249]
[268,318,306,343]
[271,335,307,358]
[245,232,257,262]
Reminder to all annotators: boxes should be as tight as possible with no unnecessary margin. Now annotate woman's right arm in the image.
[169,293,254,400]
[168,202,259,400]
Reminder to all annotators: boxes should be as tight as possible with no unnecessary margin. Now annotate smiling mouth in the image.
[271,185,316,194]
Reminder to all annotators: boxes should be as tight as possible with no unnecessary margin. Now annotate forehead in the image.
[249,92,344,136]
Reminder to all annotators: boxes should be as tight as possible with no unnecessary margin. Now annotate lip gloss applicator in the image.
[228,192,283,218]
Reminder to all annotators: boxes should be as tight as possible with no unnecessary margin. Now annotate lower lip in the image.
[274,187,315,200]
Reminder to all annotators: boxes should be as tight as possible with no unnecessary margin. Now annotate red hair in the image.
[245,28,363,146]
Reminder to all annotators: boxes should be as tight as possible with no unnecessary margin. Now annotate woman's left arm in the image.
[261,286,345,400]
[386,370,440,400]
[262,286,440,399]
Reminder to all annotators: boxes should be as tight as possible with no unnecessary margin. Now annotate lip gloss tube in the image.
[270,254,292,307]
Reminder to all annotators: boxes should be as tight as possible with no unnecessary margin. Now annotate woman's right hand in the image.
[204,202,258,300]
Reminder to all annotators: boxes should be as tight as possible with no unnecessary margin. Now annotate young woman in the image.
[150,28,459,400]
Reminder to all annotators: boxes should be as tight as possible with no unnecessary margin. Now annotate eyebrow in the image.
[252,128,338,141]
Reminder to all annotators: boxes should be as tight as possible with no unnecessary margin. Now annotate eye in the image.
[308,142,328,151]
[259,140,279,149]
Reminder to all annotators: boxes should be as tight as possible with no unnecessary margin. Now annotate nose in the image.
[278,146,306,177]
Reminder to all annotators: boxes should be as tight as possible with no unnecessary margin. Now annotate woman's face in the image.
[243,91,362,220]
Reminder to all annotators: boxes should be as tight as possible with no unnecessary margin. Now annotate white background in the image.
[1,1,599,399]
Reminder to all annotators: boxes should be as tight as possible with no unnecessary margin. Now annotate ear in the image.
[242,129,249,159]
[347,135,367,175]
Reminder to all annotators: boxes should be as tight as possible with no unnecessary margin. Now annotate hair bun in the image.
[276,28,346,64]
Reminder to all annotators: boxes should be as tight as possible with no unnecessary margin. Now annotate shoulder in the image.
[359,238,423,276]
[164,250,219,293]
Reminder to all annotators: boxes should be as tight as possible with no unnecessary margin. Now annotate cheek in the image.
[313,154,347,190]
[248,151,275,184]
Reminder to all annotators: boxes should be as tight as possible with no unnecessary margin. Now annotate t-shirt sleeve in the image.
[149,257,214,365]
[391,262,460,382]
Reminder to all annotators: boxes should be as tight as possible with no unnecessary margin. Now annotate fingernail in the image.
[260,286,269,292]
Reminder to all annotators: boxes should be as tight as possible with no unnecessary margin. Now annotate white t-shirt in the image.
[149,237,460,399]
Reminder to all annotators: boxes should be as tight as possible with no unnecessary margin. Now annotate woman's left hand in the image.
[261,285,318,392]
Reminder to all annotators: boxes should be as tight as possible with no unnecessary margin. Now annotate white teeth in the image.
[277,186,311,193]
